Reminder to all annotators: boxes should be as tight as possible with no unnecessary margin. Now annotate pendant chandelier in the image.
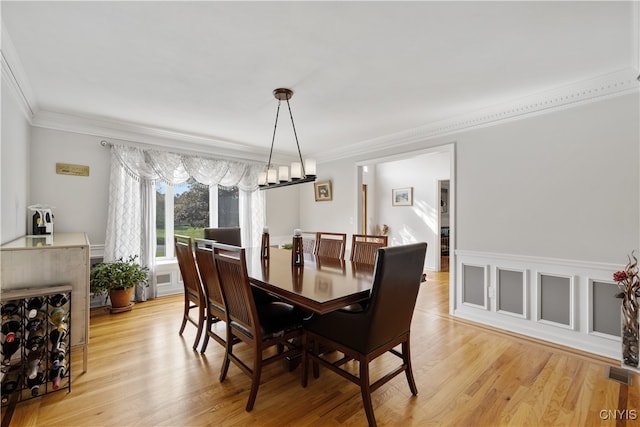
[258,88,316,189]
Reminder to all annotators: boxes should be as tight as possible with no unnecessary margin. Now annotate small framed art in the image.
[392,187,413,206]
[314,180,332,201]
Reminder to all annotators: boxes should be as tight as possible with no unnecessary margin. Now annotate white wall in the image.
[264,184,300,246]
[456,93,639,263]
[297,157,359,236]
[375,151,450,269]
[1,77,31,244]
[29,128,111,246]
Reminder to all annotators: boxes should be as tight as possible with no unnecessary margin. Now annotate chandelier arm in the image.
[285,97,306,177]
[267,100,282,171]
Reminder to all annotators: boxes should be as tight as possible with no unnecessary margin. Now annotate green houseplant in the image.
[90,255,149,310]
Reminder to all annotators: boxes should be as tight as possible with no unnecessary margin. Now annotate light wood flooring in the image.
[8,272,639,426]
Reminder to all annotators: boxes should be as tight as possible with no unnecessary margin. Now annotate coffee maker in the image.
[28,204,54,235]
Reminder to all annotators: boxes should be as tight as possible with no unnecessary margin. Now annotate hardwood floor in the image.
[8,272,639,426]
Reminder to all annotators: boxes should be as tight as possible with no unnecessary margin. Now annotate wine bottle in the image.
[49,293,69,308]
[26,310,46,332]
[26,297,44,319]
[27,328,45,352]
[26,350,44,379]
[49,327,67,351]
[2,318,21,342]
[1,337,21,365]
[50,347,65,369]
[50,359,67,390]
[1,368,20,404]
[1,302,20,320]
[26,371,45,397]
[49,307,67,331]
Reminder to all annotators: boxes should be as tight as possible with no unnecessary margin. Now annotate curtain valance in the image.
[111,144,261,191]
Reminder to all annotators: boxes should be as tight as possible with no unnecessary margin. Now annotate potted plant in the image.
[90,255,149,312]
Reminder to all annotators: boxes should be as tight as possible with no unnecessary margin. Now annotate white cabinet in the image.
[1,233,89,372]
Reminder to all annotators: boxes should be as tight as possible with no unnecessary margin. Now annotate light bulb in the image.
[305,159,316,177]
[278,166,289,182]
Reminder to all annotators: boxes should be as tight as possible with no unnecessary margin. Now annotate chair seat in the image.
[258,302,304,339]
[305,309,397,354]
[231,301,304,340]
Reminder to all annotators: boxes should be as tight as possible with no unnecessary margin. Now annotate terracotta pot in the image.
[109,287,135,309]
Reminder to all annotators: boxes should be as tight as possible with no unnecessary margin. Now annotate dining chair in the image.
[350,234,388,264]
[315,232,347,259]
[204,227,242,246]
[302,242,428,427]
[213,243,304,411]
[300,231,318,254]
[194,238,228,353]
[174,235,206,351]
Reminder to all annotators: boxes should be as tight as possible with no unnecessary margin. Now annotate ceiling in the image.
[1,1,637,161]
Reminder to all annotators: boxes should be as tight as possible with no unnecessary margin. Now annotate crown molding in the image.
[31,109,296,164]
[26,68,639,165]
[316,68,640,163]
[1,23,35,121]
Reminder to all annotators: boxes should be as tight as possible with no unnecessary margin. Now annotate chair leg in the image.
[245,348,262,411]
[219,328,233,382]
[178,297,189,335]
[301,333,308,387]
[192,305,205,350]
[312,340,320,379]
[200,316,211,354]
[359,359,377,427]
[402,340,418,395]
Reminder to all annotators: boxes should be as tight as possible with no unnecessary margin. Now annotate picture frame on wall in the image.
[314,180,333,201]
[392,187,413,206]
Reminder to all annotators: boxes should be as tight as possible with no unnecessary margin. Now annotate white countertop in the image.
[1,232,89,250]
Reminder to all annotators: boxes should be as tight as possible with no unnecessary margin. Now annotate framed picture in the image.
[314,180,332,201]
[392,187,413,206]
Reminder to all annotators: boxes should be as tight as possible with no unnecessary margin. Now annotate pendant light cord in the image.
[266,93,307,178]
[285,97,306,177]
[266,100,281,172]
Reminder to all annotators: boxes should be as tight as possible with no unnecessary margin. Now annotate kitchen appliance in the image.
[28,205,54,235]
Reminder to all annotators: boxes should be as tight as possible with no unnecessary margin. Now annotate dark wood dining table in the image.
[245,247,375,314]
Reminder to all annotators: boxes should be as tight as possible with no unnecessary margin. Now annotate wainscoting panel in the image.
[496,267,527,318]
[590,279,622,338]
[455,250,624,360]
[537,272,574,329]
[461,263,488,309]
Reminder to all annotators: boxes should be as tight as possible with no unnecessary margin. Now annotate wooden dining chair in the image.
[174,235,206,351]
[350,234,388,264]
[194,238,228,353]
[302,242,428,427]
[315,232,347,259]
[213,243,304,411]
[204,227,242,246]
[300,231,318,254]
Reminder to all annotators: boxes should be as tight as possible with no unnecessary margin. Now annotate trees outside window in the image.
[156,180,238,258]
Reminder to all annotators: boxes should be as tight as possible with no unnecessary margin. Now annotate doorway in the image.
[437,179,450,272]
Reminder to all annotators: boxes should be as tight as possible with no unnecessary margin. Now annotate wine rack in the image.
[1,285,72,411]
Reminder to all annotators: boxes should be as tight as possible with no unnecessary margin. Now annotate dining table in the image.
[245,247,375,315]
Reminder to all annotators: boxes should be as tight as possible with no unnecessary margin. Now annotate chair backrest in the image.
[315,232,347,259]
[364,242,427,350]
[213,244,259,341]
[174,235,203,301]
[350,234,388,264]
[300,231,318,254]
[194,239,225,315]
[204,227,242,247]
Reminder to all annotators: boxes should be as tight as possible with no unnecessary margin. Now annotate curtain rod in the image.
[99,139,264,166]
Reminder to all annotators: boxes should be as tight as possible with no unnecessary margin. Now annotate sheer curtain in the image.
[104,143,264,301]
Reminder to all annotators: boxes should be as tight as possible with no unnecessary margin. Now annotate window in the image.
[156,179,239,258]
